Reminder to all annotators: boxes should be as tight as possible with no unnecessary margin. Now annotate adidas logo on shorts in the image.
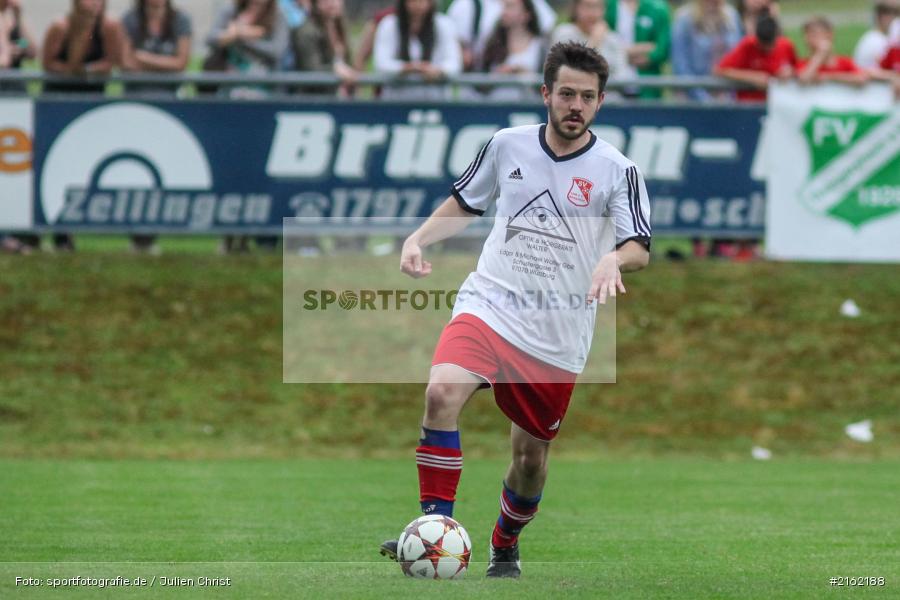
[508,168,524,180]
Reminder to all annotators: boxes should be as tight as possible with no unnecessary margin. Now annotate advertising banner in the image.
[0,98,33,230]
[765,82,900,262]
[32,100,766,236]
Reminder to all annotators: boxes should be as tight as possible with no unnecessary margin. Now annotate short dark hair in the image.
[543,41,610,93]
[755,15,779,46]
[875,1,899,18]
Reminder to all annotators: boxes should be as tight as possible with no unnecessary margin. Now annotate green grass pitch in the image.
[2,246,899,597]
[2,458,898,598]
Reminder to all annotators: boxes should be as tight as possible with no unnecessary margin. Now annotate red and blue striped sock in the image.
[491,481,541,548]
[416,427,462,517]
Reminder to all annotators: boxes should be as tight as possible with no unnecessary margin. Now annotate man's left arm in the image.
[617,239,650,272]
[587,165,652,304]
[587,240,649,305]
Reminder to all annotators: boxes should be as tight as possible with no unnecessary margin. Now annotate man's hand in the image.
[400,237,432,279]
[586,252,625,305]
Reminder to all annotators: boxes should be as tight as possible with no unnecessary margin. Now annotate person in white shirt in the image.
[480,0,544,100]
[891,13,900,43]
[853,1,899,69]
[552,0,628,80]
[373,0,462,99]
[379,41,650,579]
[446,0,556,70]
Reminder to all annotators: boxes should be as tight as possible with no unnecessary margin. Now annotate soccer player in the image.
[379,41,651,578]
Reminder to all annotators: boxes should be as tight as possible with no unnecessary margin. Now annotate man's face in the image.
[542,66,603,141]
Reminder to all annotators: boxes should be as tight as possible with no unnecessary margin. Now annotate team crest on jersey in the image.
[567,177,593,207]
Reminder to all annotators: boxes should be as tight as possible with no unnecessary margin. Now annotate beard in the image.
[548,106,595,141]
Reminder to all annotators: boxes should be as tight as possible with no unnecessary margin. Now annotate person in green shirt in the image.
[604,0,670,98]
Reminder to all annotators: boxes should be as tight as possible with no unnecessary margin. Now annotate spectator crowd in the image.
[3,0,898,99]
[2,0,899,256]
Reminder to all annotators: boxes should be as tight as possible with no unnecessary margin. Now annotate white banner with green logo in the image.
[765,82,900,262]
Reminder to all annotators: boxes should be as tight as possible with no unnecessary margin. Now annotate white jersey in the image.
[450,124,651,373]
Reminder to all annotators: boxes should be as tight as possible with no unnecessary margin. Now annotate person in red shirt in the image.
[798,16,868,85]
[876,44,900,96]
[879,44,900,72]
[714,14,796,101]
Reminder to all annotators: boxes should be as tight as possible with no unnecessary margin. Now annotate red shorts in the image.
[431,313,577,441]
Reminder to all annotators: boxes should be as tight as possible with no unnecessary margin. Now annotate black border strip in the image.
[538,124,597,162]
[616,235,651,251]
[451,187,485,216]
[454,138,492,191]
[625,167,640,235]
[629,166,652,235]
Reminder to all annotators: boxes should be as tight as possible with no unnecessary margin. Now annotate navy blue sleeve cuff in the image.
[451,186,485,216]
[616,236,651,251]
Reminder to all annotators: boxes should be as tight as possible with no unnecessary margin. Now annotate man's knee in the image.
[513,448,547,480]
[424,382,468,419]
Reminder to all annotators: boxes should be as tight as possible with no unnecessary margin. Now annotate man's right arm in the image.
[400,197,476,278]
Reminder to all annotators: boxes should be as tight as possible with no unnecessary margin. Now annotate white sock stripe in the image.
[416,463,463,471]
[416,459,463,470]
[500,495,536,520]
[415,453,463,464]
[415,451,462,458]
[501,507,535,522]
[500,497,536,521]
[415,459,463,468]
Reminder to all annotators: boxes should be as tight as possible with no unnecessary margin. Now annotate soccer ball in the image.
[397,514,472,579]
